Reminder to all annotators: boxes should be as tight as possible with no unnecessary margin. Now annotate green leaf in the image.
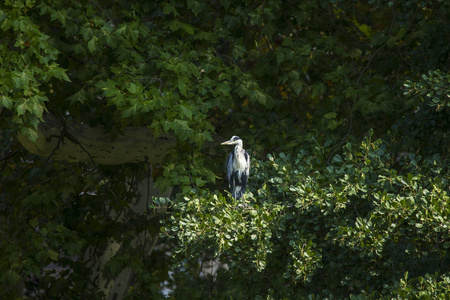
[201,131,213,142]
[12,72,31,89]
[179,105,192,120]
[49,65,71,82]
[16,102,27,115]
[29,217,39,227]
[292,80,303,95]
[0,95,12,109]
[127,82,141,94]
[332,154,343,163]
[88,36,98,53]
[195,177,207,186]
[21,127,39,142]
[169,20,195,35]
[31,101,44,117]
[299,44,311,56]
[122,105,137,118]
[0,9,6,23]
[312,83,326,97]
[324,112,337,119]
[163,3,179,16]
[251,90,267,105]
[282,37,294,47]
[80,26,94,40]
[177,79,188,95]
[327,119,338,130]
[48,249,59,261]
[187,0,203,16]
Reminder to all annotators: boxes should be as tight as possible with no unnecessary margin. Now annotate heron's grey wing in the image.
[226,152,237,198]
[244,151,250,177]
[226,152,234,183]
[238,151,250,198]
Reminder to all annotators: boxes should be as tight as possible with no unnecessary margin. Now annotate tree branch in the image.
[17,114,176,165]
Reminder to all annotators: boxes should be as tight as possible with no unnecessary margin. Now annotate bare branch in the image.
[17,114,176,165]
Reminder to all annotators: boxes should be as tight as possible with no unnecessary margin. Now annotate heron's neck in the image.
[234,141,243,153]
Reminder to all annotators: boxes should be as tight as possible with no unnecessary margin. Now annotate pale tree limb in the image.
[17,114,176,165]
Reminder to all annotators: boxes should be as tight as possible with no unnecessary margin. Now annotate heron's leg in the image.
[240,194,250,208]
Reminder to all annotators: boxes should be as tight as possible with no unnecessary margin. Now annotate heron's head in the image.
[221,136,242,146]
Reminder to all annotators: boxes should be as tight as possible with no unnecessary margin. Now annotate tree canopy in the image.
[1,0,449,298]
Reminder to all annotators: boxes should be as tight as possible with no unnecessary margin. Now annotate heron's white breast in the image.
[233,151,247,173]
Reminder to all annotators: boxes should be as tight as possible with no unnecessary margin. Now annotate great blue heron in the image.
[221,136,250,205]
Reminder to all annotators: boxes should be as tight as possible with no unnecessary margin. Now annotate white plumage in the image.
[221,136,250,204]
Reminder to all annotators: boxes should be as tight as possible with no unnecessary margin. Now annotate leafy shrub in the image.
[164,132,450,298]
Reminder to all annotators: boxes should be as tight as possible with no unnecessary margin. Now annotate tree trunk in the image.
[87,169,172,299]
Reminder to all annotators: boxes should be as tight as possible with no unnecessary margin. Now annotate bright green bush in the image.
[164,132,449,298]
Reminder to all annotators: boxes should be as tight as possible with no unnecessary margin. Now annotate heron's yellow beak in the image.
[221,140,233,145]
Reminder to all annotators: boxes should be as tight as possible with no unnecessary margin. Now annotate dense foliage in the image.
[165,133,449,298]
[1,0,449,298]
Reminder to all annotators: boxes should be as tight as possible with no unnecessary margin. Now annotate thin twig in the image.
[357,47,382,85]
[0,149,21,162]
[263,35,274,52]
[46,126,65,165]
[63,126,96,164]
[326,116,353,165]
[0,160,6,174]
[0,149,21,173]
[354,205,360,217]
